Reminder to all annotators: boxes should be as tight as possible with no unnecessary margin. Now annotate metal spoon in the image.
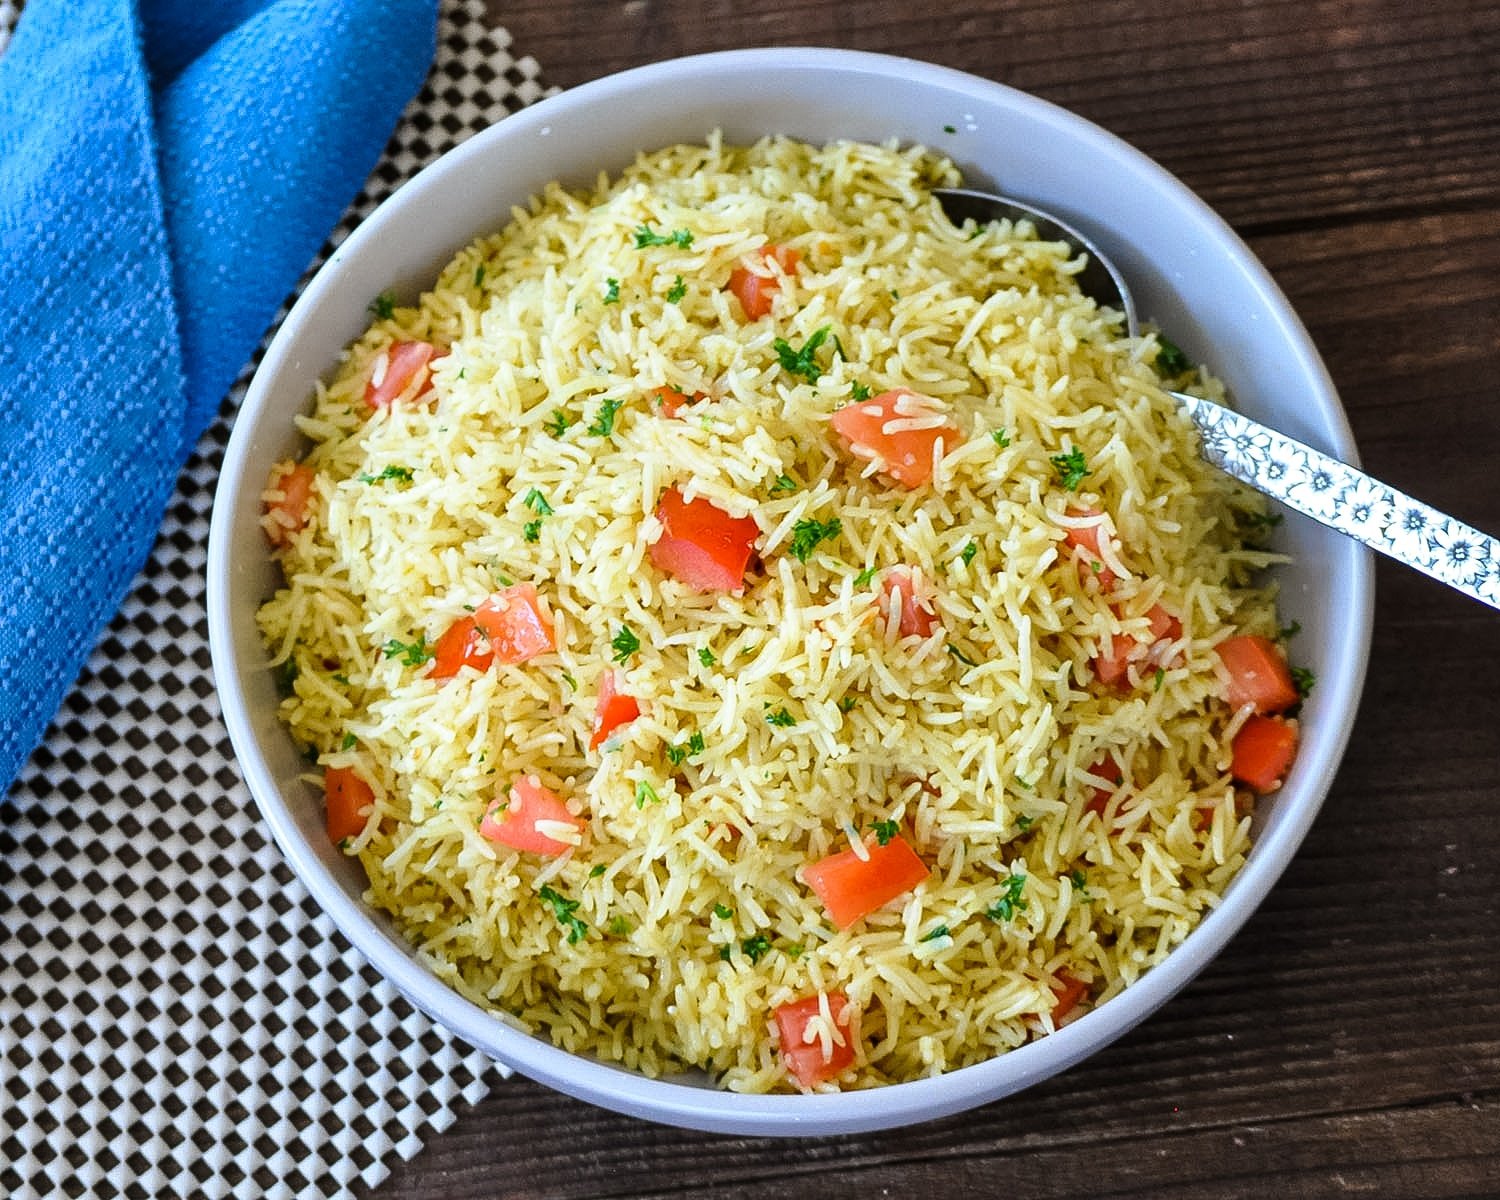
[936,186,1500,612]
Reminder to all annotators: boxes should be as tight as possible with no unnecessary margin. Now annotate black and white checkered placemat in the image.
[0,4,552,1195]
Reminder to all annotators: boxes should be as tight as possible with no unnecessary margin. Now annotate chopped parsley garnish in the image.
[1292,666,1316,698]
[589,863,607,878]
[1051,448,1091,491]
[959,540,979,566]
[1155,335,1191,375]
[340,732,357,751]
[765,706,796,728]
[1016,816,1035,832]
[602,277,621,304]
[946,643,978,667]
[785,942,805,959]
[473,265,486,288]
[274,658,299,697]
[634,779,660,809]
[545,408,574,438]
[773,326,831,383]
[666,744,687,766]
[608,915,633,936]
[1069,869,1090,893]
[561,672,578,691]
[837,695,858,713]
[741,934,773,963]
[943,123,957,134]
[666,733,703,766]
[523,519,542,543]
[1279,620,1303,641]
[368,290,397,319]
[356,465,414,484]
[537,886,588,944]
[992,428,1011,448]
[788,516,842,562]
[985,873,1028,922]
[854,565,878,587]
[588,397,623,437]
[849,380,872,402]
[697,646,716,667]
[920,924,951,942]
[610,625,640,663]
[771,474,798,493]
[666,275,687,304]
[523,488,554,516]
[382,636,433,667]
[871,819,899,846]
[712,903,734,920]
[1154,666,1166,691]
[332,673,350,685]
[634,224,694,249]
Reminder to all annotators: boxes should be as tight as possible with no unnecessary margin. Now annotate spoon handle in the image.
[1177,393,1500,611]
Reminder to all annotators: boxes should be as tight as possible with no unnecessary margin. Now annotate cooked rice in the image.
[257,134,1286,1091]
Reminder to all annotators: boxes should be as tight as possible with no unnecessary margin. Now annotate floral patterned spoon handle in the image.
[1179,393,1500,610]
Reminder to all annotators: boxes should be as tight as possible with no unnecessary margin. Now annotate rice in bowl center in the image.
[257,134,1304,1092]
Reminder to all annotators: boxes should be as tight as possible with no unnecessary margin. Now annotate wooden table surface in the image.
[372,2,1500,1195]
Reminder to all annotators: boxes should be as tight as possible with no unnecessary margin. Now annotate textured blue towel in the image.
[0,0,437,796]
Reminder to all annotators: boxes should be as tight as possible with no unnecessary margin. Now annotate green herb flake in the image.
[331,673,350,685]
[611,625,640,663]
[992,428,1011,448]
[770,474,798,493]
[356,465,414,484]
[1069,869,1089,892]
[608,916,633,936]
[718,945,733,962]
[946,643,978,667]
[473,265,486,288]
[920,924,951,943]
[871,818,899,846]
[837,695,858,713]
[1279,620,1303,641]
[561,672,578,691]
[589,863,607,878]
[854,565,878,587]
[1155,335,1191,375]
[1016,816,1035,832]
[274,658,299,697]
[985,873,1028,922]
[773,326,831,383]
[741,934,773,963]
[368,290,397,320]
[959,540,979,566]
[1051,448,1091,491]
[788,516,842,563]
[634,225,694,249]
[1292,666,1316,699]
[712,903,734,920]
[340,732,357,751]
[765,706,796,728]
[588,397,624,438]
[666,275,687,304]
[523,487,555,516]
[602,277,621,305]
[942,123,957,134]
[523,519,542,543]
[545,408,574,438]
[537,885,588,944]
[697,646,716,667]
[382,636,433,667]
[785,942,805,959]
[849,380,872,402]
[687,731,705,757]
[634,778,661,809]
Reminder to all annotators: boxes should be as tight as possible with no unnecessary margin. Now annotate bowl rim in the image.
[207,45,1373,1135]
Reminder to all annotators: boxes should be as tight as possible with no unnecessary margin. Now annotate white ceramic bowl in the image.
[208,47,1372,1136]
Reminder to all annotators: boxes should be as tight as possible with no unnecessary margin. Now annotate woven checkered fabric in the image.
[0,3,552,1195]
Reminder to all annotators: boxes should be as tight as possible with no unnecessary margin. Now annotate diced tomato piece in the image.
[480,776,582,856]
[1049,971,1089,1023]
[429,614,494,680]
[651,385,705,418]
[589,669,641,750]
[829,388,961,489]
[728,244,800,320]
[879,567,940,638]
[1061,507,1118,589]
[1091,604,1180,688]
[1216,634,1298,714]
[648,485,760,592]
[365,340,440,408]
[802,835,929,929]
[1083,753,1124,817]
[472,584,555,663]
[264,462,316,548]
[1231,714,1298,793]
[773,993,858,1089]
[324,766,373,843]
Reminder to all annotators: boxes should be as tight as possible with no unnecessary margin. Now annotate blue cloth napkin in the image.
[0,0,437,796]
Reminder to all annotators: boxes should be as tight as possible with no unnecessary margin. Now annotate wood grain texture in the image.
[371,2,1500,1195]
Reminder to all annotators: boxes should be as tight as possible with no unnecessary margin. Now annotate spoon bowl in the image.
[936,185,1500,612]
